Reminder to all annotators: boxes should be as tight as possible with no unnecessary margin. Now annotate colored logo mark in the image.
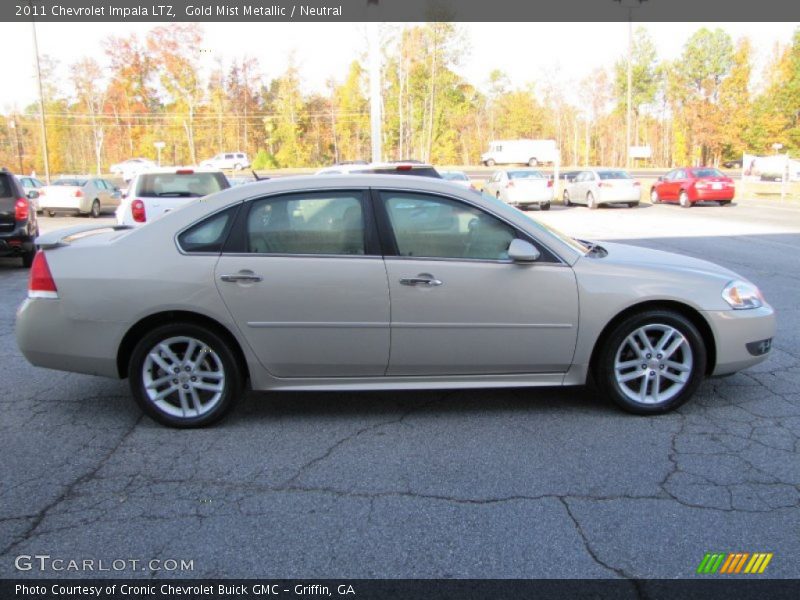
[697,552,773,574]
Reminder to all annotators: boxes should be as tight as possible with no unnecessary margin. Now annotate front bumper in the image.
[703,305,776,376]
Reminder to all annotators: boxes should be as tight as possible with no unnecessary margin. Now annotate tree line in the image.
[1,23,798,176]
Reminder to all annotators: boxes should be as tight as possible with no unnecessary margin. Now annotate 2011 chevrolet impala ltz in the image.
[16,175,775,427]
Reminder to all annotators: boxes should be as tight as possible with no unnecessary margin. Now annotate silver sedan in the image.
[17,175,775,427]
[563,168,641,209]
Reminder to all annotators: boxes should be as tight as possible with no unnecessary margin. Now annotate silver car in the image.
[17,175,775,427]
[482,169,553,210]
[563,168,641,209]
[40,177,122,218]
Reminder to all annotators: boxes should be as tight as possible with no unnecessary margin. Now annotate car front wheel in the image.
[679,191,691,208]
[650,189,660,203]
[594,310,706,414]
[128,323,243,427]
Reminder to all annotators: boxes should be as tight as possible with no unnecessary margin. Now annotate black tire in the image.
[90,199,101,218]
[528,158,538,167]
[485,159,496,167]
[128,322,243,428]
[679,190,691,208]
[541,202,551,211]
[47,210,55,217]
[22,249,35,268]
[628,202,639,208]
[587,192,598,210]
[650,188,660,204]
[593,310,707,415]
[563,190,571,206]
[719,200,732,207]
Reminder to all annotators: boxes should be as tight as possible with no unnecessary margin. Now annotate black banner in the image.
[3,579,800,600]
[2,0,800,23]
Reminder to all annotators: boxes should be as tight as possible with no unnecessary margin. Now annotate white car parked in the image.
[563,169,641,209]
[482,169,553,210]
[116,167,229,227]
[109,158,157,183]
[40,177,121,218]
[200,152,250,171]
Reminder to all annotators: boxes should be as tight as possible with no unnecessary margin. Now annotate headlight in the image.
[722,280,764,310]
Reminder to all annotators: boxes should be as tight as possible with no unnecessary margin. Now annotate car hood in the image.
[590,241,740,282]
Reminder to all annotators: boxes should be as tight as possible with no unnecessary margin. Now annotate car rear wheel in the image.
[650,189,660,204]
[528,158,538,167]
[541,202,551,211]
[485,159,495,167]
[627,202,639,208]
[679,191,691,208]
[719,200,732,206]
[594,310,706,414]
[47,210,55,217]
[563,190,571,206]
[587,192,597,210]
[90,200,101,218]
[128,323,243,428]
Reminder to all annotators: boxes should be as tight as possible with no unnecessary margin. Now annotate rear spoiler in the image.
[35,224,133,249]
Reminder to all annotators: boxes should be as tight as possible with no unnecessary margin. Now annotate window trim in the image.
[371,188,564,265]
[221,188,381,257]
[175,203,243,256]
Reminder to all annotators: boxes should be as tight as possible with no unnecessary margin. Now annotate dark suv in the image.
[0,168,39,267]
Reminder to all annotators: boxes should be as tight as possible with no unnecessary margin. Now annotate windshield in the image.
[691,168,724,178]
[479,191,589,254]
[508,170,545,179]
[52,179,87,186]
[598,170,631,180]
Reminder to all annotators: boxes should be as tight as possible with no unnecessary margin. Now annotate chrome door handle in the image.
[220,273,262,283]
[399,274,442,287]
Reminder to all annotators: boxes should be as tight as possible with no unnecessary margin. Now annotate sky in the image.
[0,21,797,111]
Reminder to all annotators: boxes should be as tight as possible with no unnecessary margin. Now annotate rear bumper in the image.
[703,305,776,376]
[506,189,553,204]
[0,225,36,256]
[690,187,735,201]
[16,297,123,378]
[598,188,641,203]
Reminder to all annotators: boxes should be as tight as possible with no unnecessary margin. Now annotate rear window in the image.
[508,170,545,179]
[691,168,724,178]
[0,175,13,198]
[135,172,229,197]
[598,171,631,180]
[53,179,87,186]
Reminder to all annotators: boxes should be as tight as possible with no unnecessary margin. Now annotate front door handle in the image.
[220,272,262,283]
[399,273,443,287]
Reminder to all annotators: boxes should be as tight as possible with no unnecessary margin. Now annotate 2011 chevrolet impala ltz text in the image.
[15,175,775,427]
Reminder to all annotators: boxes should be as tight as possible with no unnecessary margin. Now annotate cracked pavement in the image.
[0,200,798,579]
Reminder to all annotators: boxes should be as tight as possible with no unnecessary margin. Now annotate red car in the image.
[650,167,735,207]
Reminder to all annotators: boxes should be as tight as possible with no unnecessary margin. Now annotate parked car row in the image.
[110,153,251,183]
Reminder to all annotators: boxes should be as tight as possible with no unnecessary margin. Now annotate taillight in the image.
[28,251,58,299]
[395,165,413,171]
[73,189,84,197]
[633,181,641,186]
[547,179,553,188]
[14,198,29,221]
[597,182,607,188]
[131,199,146,223]
[507,181,515,188]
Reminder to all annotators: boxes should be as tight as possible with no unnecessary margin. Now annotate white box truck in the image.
[481,139,558,167]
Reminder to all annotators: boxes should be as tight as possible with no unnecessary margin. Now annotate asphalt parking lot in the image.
[1,198,798,579]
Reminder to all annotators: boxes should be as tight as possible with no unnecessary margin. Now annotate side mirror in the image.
[508,239,541,263]
[27,190,39,199]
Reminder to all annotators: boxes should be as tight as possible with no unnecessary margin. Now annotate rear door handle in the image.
[399,273,442,287]
[220,272,262,283]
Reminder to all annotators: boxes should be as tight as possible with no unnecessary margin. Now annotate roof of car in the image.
[133,166,225,175]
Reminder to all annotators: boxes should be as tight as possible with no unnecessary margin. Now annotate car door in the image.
[377,189,579,376]
[214,189,391,378]
[102,179,121,209]
[571,171,587,204]
[483,172,499,197]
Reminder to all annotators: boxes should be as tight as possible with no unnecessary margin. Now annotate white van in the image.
[481,139,558,167]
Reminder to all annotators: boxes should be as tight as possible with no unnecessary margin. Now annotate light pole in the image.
[367,0,382,163]
[614,0,647,169]
[772,143,786,202]
[31,15,50,183]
